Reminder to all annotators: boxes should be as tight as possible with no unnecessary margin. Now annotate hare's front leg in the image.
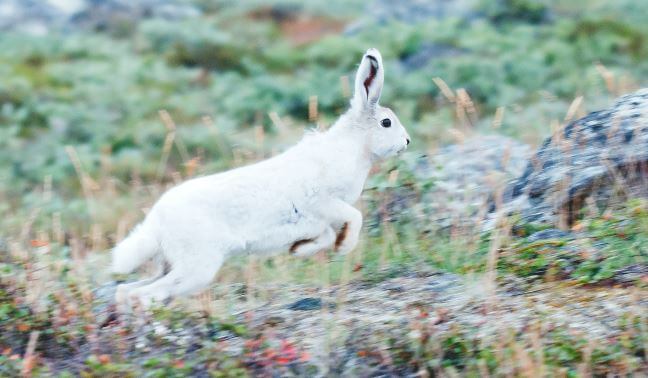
[322,199,362,256]
[289,226,335,257]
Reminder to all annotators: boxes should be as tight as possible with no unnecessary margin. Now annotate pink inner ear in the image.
[363,56,378,97]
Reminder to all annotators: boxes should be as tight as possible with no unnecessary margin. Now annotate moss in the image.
[491,200,648,285]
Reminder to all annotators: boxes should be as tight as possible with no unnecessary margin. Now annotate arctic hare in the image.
[112,48,410,309]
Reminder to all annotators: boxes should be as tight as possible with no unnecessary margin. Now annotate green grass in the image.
[1,0,648,375]
[495,199,648,285]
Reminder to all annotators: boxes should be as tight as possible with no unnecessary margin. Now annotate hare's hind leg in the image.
[126,235,231,308]
[127,254,224,309]
[115,277,159,312]
[115,255,168,312]
[289,226,335,257]
[322,199,362,255]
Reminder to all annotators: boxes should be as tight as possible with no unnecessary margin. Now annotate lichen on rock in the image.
[493,89,648,227]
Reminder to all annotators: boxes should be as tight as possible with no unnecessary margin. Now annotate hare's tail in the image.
[111,221,159,274]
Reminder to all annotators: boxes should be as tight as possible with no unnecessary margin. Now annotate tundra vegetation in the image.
[0,0,646,376]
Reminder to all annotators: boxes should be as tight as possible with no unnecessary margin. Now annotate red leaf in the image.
[30,240,49,248]
[173,360,185,369]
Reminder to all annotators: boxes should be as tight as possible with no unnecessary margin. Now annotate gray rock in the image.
[288,297,322,311]
[613,264,648,285]
[526,228,572,242]
[400,42,466,71]
[426,274,460,292]
[92,280,119,326]
[0,0,201,34]
[70,0,201,32]
[370,0,478,23]
[493,89,648,226]
[0,0,71,35]
[345,0,478,35]
[419,135,531,231]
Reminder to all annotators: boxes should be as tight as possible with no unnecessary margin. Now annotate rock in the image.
[381,283,405,293]
[93,280,117,305]
[0,0,201,35]
[70,0,201,33]
[346,0,478,34]
[400,43,466,71]
[526,228,572,242]
[417,135,531,231]
[92,281,119,327]
[493,89,648,226]
[613,264,648,285]
[287,297,323,311]
[426,274,460,292]
[0,0,72,35]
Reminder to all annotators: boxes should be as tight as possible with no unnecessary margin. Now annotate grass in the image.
[497,200,648,284]
[1,0,648,375]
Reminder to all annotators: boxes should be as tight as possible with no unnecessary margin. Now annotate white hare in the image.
[112,48,410,309]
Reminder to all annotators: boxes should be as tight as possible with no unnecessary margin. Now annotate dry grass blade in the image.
[202,115,231,157]
[309,95,319,122]
[432,77,456,102]
[492,106,505,129]
[340,75,351,98]
[156,131,176,181]
[159,109,190,164]
[65,145,98,218]
[21,331,40,377]
[564,96,583,124]
[268,111,289,135]
[595,61,616,95]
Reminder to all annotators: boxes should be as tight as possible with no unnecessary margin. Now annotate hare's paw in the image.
[334,222,360,256]
[290,227,335,257]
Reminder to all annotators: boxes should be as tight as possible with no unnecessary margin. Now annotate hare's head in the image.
[350,48,410,159]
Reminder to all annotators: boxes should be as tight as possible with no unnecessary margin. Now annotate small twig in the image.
[22,331,40,377]
[19,208,41,250]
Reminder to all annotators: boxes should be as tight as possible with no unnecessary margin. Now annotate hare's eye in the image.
[380,118,391,128]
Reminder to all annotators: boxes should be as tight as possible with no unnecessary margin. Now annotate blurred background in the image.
[0,0,647,376]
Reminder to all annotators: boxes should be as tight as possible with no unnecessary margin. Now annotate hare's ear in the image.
[352,48,384,112]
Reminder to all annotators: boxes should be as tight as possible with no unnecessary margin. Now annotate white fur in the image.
[112,48,410,309]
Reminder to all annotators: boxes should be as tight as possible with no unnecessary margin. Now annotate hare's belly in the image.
[242,205,327,255]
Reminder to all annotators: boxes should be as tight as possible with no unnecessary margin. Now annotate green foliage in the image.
[1,1,647,375]
[479,0,549,24]
[495,199,648,284]
[363,320,646,376]
[2,0,648,207]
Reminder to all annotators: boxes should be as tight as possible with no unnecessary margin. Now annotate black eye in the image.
[381,118,391,128]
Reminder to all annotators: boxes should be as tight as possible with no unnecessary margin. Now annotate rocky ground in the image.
[79,266,645,376]
[1,0,647,376]
[4,89,646,376]
[82,89,648,373]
